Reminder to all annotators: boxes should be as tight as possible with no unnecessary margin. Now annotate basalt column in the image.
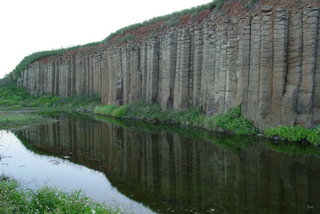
[174,29,192,110]
[146,39,159,104]
[160,32,177,110]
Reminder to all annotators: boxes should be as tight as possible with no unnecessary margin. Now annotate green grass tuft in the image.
[0,178,119,214]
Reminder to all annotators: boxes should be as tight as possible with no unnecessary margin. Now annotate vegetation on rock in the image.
[95,102,257,135]
[264,126,320,145]
[0,84,99,111]
[213,105,257,135]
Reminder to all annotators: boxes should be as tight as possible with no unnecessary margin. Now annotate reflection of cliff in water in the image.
[16,115,320,214]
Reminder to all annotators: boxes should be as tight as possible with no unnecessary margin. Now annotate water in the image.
[1,114,320,214]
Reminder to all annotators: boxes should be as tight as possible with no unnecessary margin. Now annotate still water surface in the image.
[1,114,320,214]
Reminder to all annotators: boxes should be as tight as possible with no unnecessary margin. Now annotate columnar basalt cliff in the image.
[17,0,320,129]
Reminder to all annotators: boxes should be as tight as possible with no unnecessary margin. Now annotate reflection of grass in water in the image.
[262,139,320,156]
[0,176,120,214]
[94,114,253,153]
[95,114,320,155]
[0,112,53,130]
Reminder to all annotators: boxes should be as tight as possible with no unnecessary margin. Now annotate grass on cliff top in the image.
[94,102,257,136]
[0,84,99,111]
[0,176,120,214]
[0,1,220,86]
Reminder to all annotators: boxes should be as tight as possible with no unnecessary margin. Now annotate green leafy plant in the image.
[307,127,320,145]
[213,105,257,135]
[264,126,320,145]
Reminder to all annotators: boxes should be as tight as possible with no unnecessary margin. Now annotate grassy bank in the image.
[0,177,119,214]
[1,84,319,146]
[95,102,320,146]
[0,84,99,111]
[0,84,99,130]
[94,102,257,135]
[0,112,53,130]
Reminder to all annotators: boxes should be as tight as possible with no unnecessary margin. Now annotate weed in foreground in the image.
[0,178,119,214]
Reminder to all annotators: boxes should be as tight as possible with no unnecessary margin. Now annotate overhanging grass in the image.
[94,102,257,136]
[0,177,119,214]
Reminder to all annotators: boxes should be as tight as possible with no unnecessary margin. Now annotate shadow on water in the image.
[14,114,320,214]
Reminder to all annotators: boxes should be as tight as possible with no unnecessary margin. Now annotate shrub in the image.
[214,105,257,135]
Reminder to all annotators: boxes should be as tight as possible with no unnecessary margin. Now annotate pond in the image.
[0,114,320,214]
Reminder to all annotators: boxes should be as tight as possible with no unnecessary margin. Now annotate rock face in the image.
[17,0,320,130]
